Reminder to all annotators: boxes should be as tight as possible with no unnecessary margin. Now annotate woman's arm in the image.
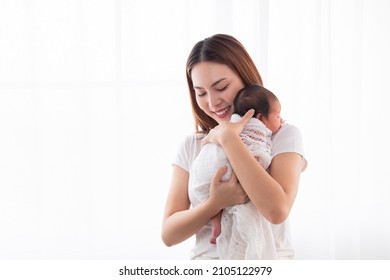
[223,135,302,224]
[202,110,304,224]
[161,165,248,246]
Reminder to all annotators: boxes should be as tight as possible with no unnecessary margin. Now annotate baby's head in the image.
[233,84,283,134]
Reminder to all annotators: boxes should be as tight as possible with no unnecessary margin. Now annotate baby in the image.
[190,84,283,259]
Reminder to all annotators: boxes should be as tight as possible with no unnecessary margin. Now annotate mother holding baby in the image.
[161,34,307,260]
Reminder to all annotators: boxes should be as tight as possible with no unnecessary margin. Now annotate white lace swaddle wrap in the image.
[190,114,278,259]
[230,114,272,169]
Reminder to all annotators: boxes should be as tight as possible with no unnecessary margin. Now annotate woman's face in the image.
[191,62,245,124]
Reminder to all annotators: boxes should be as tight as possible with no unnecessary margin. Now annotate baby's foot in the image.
[210,227,220,244]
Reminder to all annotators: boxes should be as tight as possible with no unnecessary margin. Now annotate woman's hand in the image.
[202,109,255,147]
[208,166,249,210]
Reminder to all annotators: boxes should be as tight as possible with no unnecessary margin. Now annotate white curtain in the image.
[265,0,390,259]
[0,0,389,260]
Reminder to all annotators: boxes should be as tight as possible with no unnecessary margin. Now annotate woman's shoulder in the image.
[273,123,302,141]
[173,133,204,172]
[271,123,307,171]
[179,133,204,148]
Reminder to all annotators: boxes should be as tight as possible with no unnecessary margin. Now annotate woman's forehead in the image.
[191,62,236,86]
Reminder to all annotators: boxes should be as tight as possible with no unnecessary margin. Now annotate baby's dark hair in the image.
[233,84,279,118]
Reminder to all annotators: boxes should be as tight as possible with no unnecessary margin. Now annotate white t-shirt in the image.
[172,123,307,260]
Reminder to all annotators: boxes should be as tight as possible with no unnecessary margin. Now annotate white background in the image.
[0,0,389,260]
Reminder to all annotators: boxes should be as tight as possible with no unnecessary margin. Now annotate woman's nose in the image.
[208,92,221,108]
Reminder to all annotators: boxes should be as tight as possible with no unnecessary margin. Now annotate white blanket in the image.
[190,115,278,259]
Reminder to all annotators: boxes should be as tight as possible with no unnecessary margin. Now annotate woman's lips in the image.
[213,106,231,119]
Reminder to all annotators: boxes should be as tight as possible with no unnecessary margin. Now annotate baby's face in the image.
[262,100,283,134]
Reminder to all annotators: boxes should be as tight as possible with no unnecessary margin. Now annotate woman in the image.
[161,34,307,259]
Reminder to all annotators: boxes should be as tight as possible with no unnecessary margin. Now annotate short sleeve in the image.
[271,123,308,172]
[173,133,203,172]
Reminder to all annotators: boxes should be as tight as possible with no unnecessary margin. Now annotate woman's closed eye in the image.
[216,84,228,91]
[196,91,207,97]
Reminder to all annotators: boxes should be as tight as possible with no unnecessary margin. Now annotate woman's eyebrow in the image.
[194,78,227,89]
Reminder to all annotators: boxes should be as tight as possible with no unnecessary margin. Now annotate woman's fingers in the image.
[237,109,255,129]
[209,167,249,208]
[227,172,249,205]
[210,166,228,188]
[228,170,238,183]
[201,109,255,146]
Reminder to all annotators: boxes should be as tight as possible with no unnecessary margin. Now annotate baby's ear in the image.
[256,113,263,121]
